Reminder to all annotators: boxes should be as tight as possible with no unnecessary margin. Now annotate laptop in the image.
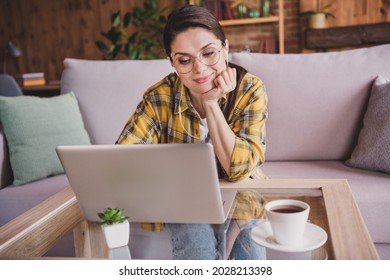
[56,143,237,224]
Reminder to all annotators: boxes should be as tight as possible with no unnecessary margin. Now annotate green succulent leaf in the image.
[96,207,129,225]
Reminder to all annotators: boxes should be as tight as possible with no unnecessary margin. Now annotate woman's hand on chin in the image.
[202,67,237,105]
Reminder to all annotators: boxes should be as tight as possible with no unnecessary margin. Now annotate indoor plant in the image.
[96,0,170,60]
[300,3,335,29]
[97,207,130,249]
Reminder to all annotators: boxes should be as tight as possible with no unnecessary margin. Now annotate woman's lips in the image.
[193,73,213,84]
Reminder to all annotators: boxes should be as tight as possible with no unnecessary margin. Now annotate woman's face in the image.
[170,27,228,96]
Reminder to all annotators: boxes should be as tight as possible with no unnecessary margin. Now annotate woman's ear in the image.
[167,56,173,66]
[224,39,230,65]
[225,38,229,51]
[224,39,229,55]
[168,56,179,75]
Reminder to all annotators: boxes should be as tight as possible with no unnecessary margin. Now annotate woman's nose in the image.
[192,57,207,73]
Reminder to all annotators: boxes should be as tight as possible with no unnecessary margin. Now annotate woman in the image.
[116,5,268,260]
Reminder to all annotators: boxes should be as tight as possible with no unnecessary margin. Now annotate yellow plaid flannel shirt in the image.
[116,71,268,231]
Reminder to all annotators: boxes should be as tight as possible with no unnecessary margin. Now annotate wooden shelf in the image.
[220,16,279,27]
[219,0,284,54]
[22,83,61,97]
[21,83,60,92]
[304,22,390,51]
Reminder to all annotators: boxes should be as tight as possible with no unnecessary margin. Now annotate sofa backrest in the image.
[231,44,390,161]
[61,58,173,144]
[61,45,390,161]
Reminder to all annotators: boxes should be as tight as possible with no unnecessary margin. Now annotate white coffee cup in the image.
[265,199,310,247]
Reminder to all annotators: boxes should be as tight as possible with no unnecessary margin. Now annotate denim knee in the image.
[229,220,266,260]
[167,223,219,260]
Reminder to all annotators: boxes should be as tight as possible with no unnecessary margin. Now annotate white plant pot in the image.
[102,220,130,249]
[309,14,326,29]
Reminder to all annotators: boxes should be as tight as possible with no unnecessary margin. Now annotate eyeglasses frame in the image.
[171,45,225,74]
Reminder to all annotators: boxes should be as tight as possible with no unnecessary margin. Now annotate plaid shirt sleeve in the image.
[116,77,173,145]
[226,73,268,182]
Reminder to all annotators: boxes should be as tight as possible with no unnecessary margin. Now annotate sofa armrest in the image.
[0,126,13,188]
[0,186,84,257]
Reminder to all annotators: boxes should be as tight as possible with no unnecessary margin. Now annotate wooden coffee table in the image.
[0,179,379,260]
[220,179,379,260]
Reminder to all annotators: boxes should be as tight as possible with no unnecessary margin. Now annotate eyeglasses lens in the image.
[174,47,222,74]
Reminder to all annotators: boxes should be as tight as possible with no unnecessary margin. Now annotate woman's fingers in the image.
[214,67,237,94]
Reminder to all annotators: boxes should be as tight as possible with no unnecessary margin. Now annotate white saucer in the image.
[266,246,328,260]
[251,221,328,253]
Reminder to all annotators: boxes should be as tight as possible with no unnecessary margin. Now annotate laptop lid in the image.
[56,143,236,224]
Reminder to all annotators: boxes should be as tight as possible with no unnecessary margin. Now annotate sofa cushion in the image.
[60,58,172,144]
[346,76,390,174]
[231,45,390,161]
[0,92,91,185]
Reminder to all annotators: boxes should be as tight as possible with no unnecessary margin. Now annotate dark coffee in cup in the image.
[271,205,305,213]
[266,199,310,246]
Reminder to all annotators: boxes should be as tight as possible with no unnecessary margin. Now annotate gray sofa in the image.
[1,44,389,259]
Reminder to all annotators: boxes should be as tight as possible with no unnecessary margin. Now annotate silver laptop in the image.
[56,143,236,224]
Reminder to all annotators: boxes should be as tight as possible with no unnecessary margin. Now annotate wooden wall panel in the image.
[0,0,168,82]
[1,0,388,82]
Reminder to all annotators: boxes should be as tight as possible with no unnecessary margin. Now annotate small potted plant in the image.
[300,3,335,29]
[97,207,130,249]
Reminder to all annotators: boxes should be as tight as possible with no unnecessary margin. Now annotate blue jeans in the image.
[166,220,266,260]
[229,220,266,260]
[167,223,219,259]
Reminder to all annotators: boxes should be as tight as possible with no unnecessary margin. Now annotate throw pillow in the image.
[346,76,390,174]
[0,92,91,185]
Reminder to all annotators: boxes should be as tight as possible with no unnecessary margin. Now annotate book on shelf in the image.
[22,72,44,79]
[203,0,234,20]
[258,36,276,54]
[21,72,46,86]
[221,0,234,20]
[23,78,46,86]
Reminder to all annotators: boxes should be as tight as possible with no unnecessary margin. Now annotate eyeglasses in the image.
[172,46,224,74]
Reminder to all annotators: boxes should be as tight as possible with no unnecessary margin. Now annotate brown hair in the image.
[163,5,226,59]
